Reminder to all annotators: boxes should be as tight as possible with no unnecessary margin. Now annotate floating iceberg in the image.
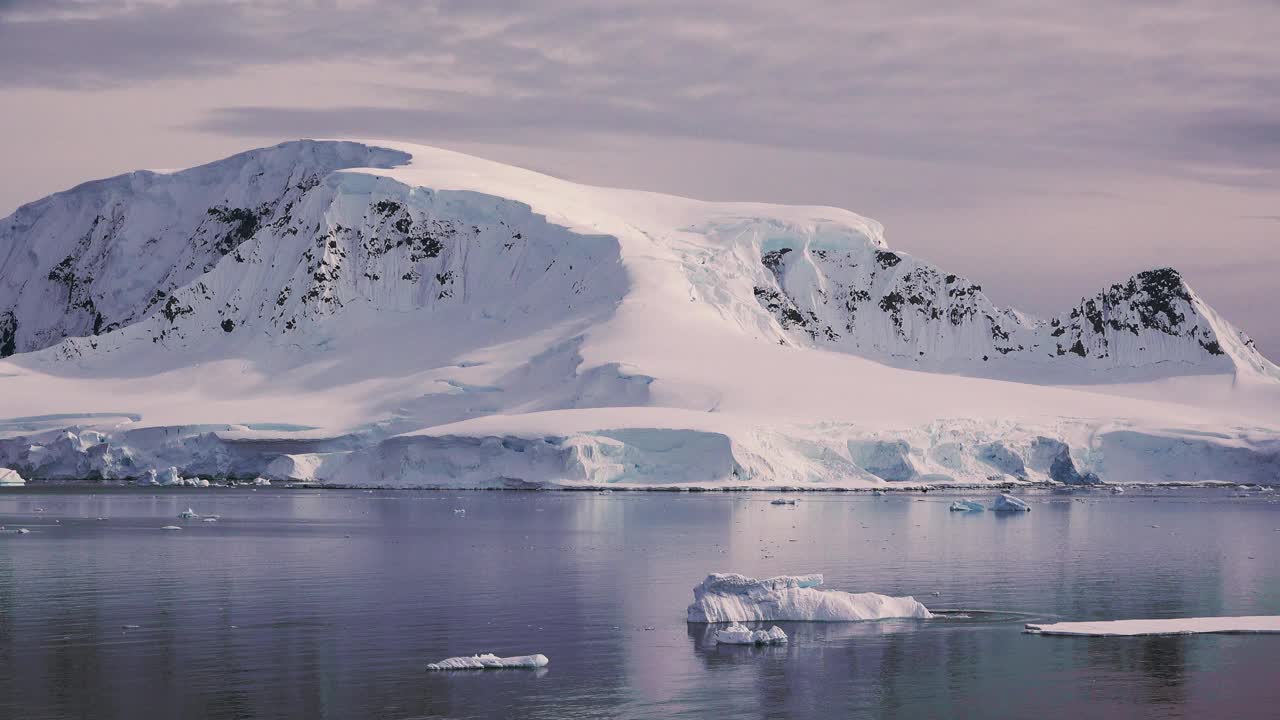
[770,499,797,505]
[253,477,271,486]
[158,467,184,486]
[686,573,932,623]
[178,508,198,519]
[949,499,984,512]
[0,468,25,487]
[714,623,788,645]
[160,525,182,531]
[1026,616,1280,637]
[991,494,1031,512]
[426,653,549,670]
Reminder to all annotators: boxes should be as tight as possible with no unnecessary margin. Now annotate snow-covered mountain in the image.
[1,140,1277,487]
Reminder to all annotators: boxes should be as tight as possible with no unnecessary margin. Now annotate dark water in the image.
[1,487,1277,719]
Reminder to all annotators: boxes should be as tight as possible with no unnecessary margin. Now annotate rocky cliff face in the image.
[752,232,1273,381]
[0,141,408,356]
[1,141,624,362]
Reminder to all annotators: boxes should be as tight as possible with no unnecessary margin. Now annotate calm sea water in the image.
[1,487,1277,719]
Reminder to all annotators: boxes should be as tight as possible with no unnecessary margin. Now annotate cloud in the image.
[3,0,1278,185]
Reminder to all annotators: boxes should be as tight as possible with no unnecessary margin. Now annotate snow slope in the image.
[1,140,1277,486]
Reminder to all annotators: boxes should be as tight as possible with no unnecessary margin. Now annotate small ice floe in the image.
[426,653,549,670]
[121,624,141,630]
[253,477,271,486]
[991,494,1031,512]
[948,499,984,512]
[1025,616,1280,637]
[598,489,613,495]
[770,499,797,506]
[687,573,932,623]
[453,508,466,516]
[160,525,182,531]
[178,508,198,519]
[1109,486,1125,494]
[201,517,218,523]
[714,623,788,645]
[872,490,885,496]
[0,467,26,487]
[16,528,30,534]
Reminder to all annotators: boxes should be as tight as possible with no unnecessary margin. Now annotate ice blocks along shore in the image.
[687,573,932,623]
[714,623,788,645]
[991,494,1031,512]
[1026,616,1280,637]
[426,653,549,670]
[949,499,985,512]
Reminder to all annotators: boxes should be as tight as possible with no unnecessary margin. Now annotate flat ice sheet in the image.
[1026,616,1280,636]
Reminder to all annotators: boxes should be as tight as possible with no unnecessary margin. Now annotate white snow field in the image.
[686,573,932,623]
[426,653,549,670]
[1,139,1279,487]
[714,623,788,645]
[1026,617,1280,637]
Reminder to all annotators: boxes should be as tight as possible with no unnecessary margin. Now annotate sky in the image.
[1,0,1277,358]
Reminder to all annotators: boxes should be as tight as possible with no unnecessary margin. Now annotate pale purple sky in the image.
[1,0,1277,357]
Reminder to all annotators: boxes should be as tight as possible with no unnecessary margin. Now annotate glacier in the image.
[0,139,1278,488]
[686,573,933,623]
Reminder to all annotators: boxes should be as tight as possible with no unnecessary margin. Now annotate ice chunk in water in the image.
[714,623,788,645]
[949,499,984,512]
[178,508,198,519]
[426,653,549,670]
[687,573,932,623]
[991,494,1031,512]
[1026,616,1280,636]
